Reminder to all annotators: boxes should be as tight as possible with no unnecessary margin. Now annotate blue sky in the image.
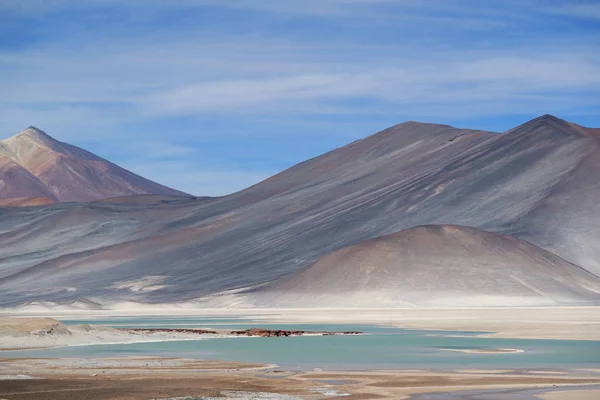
[1,0,599,195]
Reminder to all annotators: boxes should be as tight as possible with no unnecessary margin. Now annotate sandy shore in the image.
[0,317,228,351]
[1,357,600,399]
[4,306,599,340]
[0,317,62,334]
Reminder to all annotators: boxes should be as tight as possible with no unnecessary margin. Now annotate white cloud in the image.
[545,2,600,19]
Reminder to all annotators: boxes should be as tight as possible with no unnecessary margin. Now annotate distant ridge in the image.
[0,127,189,202]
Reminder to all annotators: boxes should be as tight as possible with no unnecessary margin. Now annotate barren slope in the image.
[0,197,54,207]
[248,225,600,307]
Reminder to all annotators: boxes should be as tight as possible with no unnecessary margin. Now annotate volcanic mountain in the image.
[1,115,600,308]
[0,127,187,202]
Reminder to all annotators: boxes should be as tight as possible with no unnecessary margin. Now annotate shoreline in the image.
[4,306,599,341]
[0,317,363,351]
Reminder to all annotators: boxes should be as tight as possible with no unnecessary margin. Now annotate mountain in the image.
[0,127,188,202]
[0,115,599,308]
[246,225,600,307]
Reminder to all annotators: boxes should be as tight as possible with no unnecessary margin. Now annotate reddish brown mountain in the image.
[0,127,188,202]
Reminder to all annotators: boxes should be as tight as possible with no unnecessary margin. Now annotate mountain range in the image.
[1,114,599,309]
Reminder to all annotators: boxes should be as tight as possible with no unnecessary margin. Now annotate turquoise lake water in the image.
[3,316,600,371]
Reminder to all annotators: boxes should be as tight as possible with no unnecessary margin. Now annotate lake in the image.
[3,316,599,371]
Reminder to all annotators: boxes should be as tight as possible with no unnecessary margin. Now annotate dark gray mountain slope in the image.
[0,115,599,307]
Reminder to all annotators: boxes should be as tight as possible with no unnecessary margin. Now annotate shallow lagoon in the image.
[4,316,600,371]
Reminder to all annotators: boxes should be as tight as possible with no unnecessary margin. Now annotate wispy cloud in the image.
[3,34,598,120]
[544,2,600,19]
[138,56,600,116]
[0,0,465,18]
[0,0,598,194]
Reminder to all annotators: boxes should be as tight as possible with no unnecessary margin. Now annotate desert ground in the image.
[1,356,600,399]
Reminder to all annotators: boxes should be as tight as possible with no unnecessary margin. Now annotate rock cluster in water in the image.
[229,328,362,337]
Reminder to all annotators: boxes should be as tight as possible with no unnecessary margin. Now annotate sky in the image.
[1,0,599,196]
